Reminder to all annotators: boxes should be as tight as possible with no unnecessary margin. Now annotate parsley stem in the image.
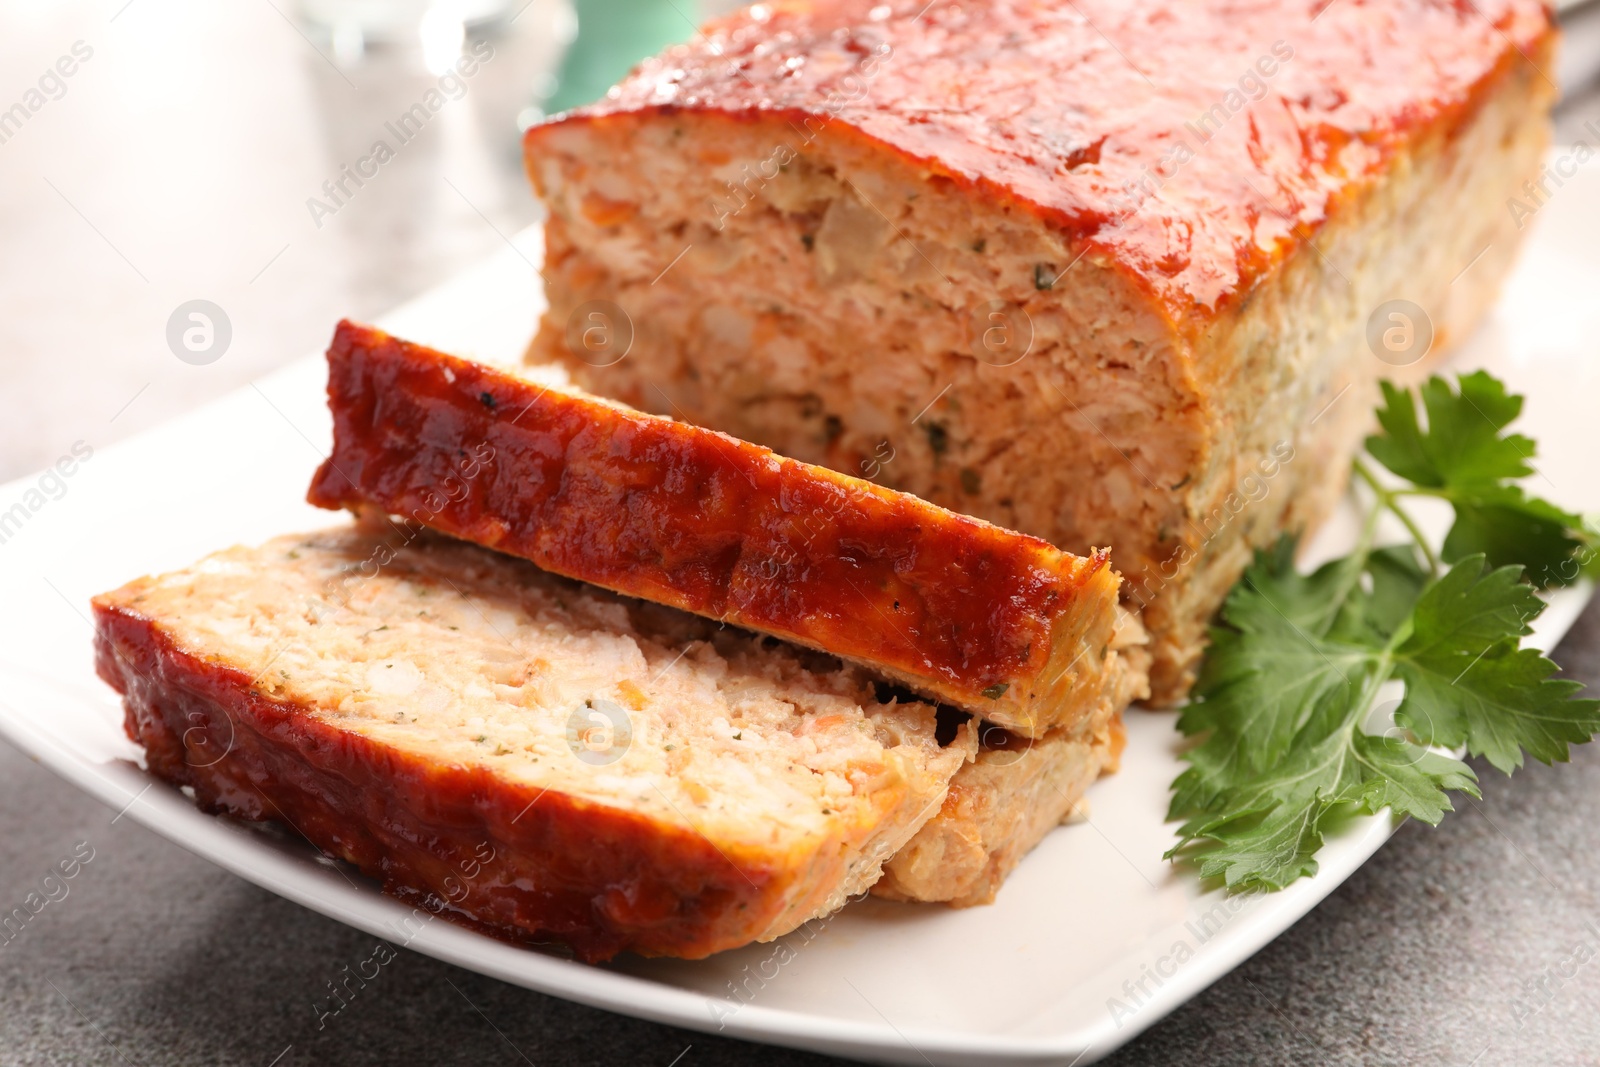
[1303,472,1389,622]
[1352,457,1440,576]
[1326,487,1385,614]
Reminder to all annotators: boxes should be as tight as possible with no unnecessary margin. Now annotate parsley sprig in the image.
[1167,371,1600,890]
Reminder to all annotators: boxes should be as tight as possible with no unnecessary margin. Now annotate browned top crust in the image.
[307,321,1126,736]
[531,0,1553,323]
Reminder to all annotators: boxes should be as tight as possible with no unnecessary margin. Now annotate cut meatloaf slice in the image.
[308,319,1140,740]
[522,0,1556,703]
[876,718,1124,908]
[91,525,975,961]
[878,611,1149,906]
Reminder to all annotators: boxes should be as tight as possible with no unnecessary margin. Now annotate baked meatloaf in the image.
[522,0,1556,702]
[309,320,1141,739]
[92,525,975,961]
[877,717,1124,907]
[877,610,1147,905]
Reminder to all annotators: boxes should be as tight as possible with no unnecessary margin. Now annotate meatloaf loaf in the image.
[522,0,1557,702]
[308,320,1141,740]
[92,525,975,961]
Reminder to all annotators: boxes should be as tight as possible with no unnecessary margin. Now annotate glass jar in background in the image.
[299,0,517,71]
[299,0,740,133]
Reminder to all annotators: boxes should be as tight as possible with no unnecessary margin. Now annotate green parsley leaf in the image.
[1441,485,1586,585]
[1218,537,1365,640]
[1344,544,1428,644]
[1168,546,1467,890]
[1366,372,1587,584]
[1169,370,1598,893]
[1166,547,1508,891]
[1394,556,1600,774]
[1367,372,1534,488]
[1175,542,1373,807]
[1350,733,1479,826]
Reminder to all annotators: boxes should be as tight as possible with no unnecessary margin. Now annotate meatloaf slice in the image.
[878,610,1148,906]
[91,525,975,961]
[522,0,1556,703]
[308,320,1141,740]
[876,718,1124,907]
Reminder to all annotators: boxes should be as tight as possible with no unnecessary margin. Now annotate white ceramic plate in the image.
[3,157,1598,1067]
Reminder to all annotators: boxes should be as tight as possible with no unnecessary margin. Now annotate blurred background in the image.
[0,0,740,483]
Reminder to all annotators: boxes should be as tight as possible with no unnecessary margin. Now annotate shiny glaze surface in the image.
[307,321,1111,716]
[91,601,777,962]
[544,0,1552,319]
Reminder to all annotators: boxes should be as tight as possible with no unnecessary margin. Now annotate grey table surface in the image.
[5,4,1600,1065]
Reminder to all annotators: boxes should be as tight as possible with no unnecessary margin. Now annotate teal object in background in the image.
[543,0,695,114]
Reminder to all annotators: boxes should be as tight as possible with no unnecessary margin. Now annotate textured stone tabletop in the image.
[4,3,1600,1064]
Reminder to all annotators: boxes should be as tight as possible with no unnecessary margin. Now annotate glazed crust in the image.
[523,0,1554,704]
[307,320,1130,737]
[92,603,778,962]
[542,0,1552,324]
